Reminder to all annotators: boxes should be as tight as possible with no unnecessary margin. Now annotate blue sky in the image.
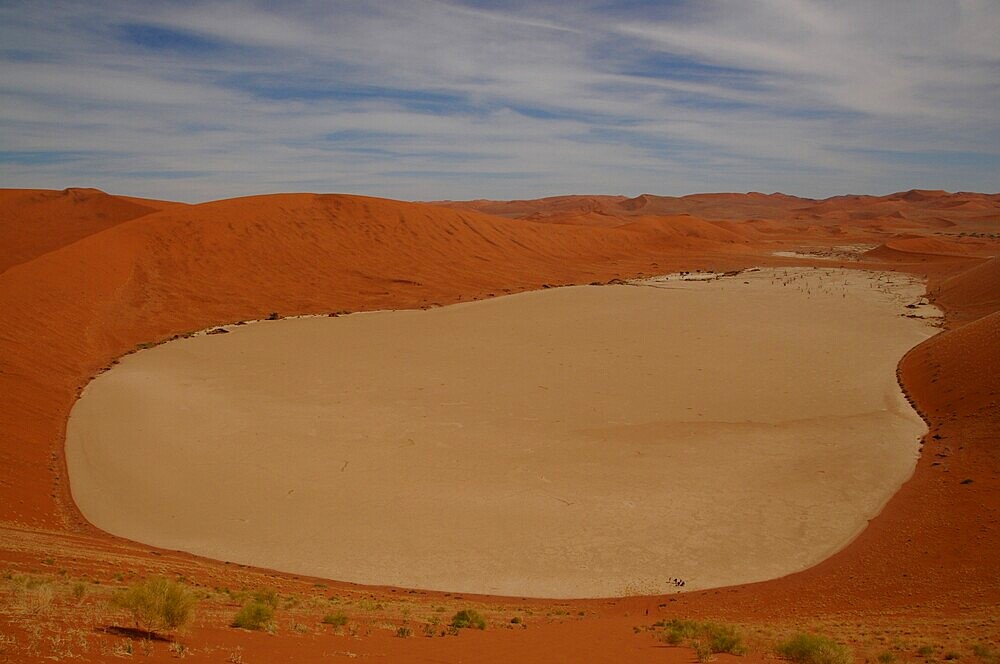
[0,1,997,202]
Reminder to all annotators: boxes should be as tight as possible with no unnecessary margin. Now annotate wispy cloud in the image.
[0,0,996,201]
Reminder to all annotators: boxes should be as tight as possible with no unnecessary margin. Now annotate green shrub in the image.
[231,601,274,631]
[704,622,747,655]
[694,640,714,663]
[877,651,896,664]
[451,609,486,630]
[776,632,851,664]
[396,625,412,638]
[659,619,746,655]
[251,588,279,609]
[663,618,700,645]
[323,612,348,627]
[113,577,197,636]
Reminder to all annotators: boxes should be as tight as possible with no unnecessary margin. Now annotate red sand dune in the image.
[933,256,1000,323]
[430,194,630,220]
[0,187,182,273]
[0,188,998,662]
[441,190,1000,246]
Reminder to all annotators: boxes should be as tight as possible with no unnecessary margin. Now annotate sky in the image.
[0,0,998,202]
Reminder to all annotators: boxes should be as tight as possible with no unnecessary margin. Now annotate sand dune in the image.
[440,190,1000,235]
[0,187,180,273]
[934,256,1000,322]
[0,186,998,661]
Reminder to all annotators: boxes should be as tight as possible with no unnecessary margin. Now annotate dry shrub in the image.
[776,632,851,664]
[113,577,197,637]
[451,609,486,630]
[231,601,274,631]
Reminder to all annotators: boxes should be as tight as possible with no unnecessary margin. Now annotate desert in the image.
[2,1,999,661]
[1,187,998,663]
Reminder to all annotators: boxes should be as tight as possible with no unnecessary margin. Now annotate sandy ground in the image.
[66,268,938,598]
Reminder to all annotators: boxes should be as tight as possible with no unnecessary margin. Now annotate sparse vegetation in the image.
[423,617,441,637]
[775,632,851,664]
[19,581,55,616]
[973,645,996,664]
[113,577,197,637]
[323,611,348,627]
[396,625,412,638]
[662,618,699,645]
[70,580,88,601]
[355,597,383,611]
[231,600,275,631]
[251,587,279,609]
[706,623,746,655]
[451,609,487,630]
[694,640,714,662]
[658,619,747,657]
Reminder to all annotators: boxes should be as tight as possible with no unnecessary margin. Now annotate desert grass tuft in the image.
[658,619,747,657]
[231,600,275,631]
[113,577,197,637]
[322,611,348,627]
[775,632,851,664]
[973,645,996,664]
[451,609,487,630]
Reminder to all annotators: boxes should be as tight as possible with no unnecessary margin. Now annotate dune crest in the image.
[0,187,179,273]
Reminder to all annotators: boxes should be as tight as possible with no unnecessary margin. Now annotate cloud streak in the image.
[0,0,997,201]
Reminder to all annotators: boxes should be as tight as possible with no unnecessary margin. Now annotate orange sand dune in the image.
[441,190,1000,240]
[933,256,1000,323]
[617,214,753,245]
[863,236,987,267]
[439,191,816,224]
[430,194,630,220]
[0,187,183,273]
[0,187,998,662]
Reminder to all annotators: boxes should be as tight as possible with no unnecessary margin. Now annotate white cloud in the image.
[0,0,996,201]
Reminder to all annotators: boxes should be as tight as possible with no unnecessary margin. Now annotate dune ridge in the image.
[0,187,182,273]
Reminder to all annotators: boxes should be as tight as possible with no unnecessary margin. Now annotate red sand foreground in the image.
[0,187,998,662]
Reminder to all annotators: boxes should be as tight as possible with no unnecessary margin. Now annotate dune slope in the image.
[0,187,181,273]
